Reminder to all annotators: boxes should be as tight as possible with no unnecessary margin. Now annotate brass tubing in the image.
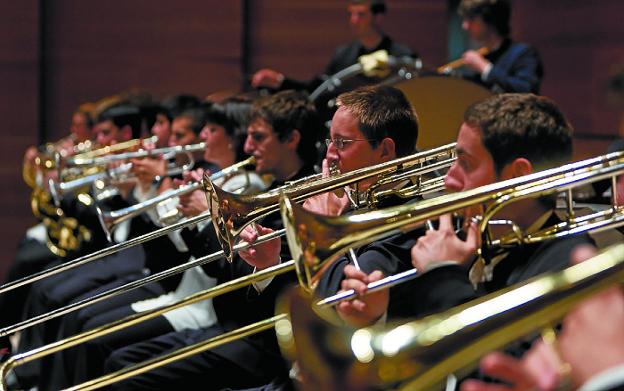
[0,261,296,390]
[65,315,287,391]
[0,212,211,295]
[0,229,285,336]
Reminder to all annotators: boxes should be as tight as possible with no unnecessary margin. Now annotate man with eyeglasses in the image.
[240,84,418,267]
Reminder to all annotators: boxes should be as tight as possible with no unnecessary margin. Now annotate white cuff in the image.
[252,256,281,292]
[481,62,493,81]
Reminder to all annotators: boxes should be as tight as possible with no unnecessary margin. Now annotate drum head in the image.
[394,75,491,150]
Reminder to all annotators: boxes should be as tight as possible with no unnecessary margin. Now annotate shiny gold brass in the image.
[205,143,456,261]
[279,243,624,391]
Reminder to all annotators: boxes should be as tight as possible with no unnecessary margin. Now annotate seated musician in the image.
[334,93,595,329]
[234,84,420,391]
[51,97,268,388]
[453,0,543,93]
[97,90,322,390]
[14,104,213,389]
[251,0,415,94]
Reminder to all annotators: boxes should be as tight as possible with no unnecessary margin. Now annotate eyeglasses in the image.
[325,137,377,150]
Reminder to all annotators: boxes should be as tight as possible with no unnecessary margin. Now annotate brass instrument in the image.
[27,151,624,389]
[26,136,158,256]
[437,47,489,75]
[281,151,624,291]
[96,156,256,242]
[0,148,455,389]
[278,243,624,391]
[208,143,456,261]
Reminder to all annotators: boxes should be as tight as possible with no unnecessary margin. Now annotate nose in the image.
[243,135,254,155]
[325,141,339,164]
[443,164,463,192]
[199,127,208,141]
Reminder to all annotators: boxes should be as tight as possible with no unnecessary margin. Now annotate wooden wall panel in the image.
[248,0,447,82]
[0,2,40,279]
[513,0,624,159]
[45,0,243,141]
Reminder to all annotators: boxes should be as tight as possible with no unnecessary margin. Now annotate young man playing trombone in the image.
[99,90,322,391]
[334,93,595,328]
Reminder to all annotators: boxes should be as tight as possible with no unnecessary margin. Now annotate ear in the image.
[509,157,533,177]
[286,129,301,150]
[378,137,396,162]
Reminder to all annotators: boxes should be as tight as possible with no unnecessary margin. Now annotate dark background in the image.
[0,0,622,278]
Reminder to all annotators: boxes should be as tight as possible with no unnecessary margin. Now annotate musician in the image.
[333,94,595,330]
[101,90,322,390]
[251,0,416,95]
[14,105,209,389]
[454,0,543,93]
[462,246,624,391]
[235,84,419,391]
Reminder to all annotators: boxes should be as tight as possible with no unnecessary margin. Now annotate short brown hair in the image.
[337,85,419,157]
[459,0,511,37]
[464,93,573,173]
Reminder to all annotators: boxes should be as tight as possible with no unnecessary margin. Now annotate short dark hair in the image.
[250,90,321,164]
[336,85,419,157]
[97,104,143,139]
[459,0,511,37]
[174,108,206,136]
[464,93,573,174]
[349,0,386,14]
[157,94,201,121]
[204,97,252,161]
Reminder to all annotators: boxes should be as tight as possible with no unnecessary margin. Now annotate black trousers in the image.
[15,245,146,387]
[104,326,288,391]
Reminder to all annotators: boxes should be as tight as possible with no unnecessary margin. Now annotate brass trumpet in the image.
[96,156,256,242]
[207,143,456,261]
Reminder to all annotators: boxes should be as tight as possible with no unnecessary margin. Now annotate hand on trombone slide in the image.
[411,213,480,272]
[175,169,208,218]
[238,223,281,270]
[335,265,389,328]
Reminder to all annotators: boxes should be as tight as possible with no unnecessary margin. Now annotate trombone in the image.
[23,151,624,390]
[278,242,624,391]
[281,151,624,292]
[0,148,456,389]
[208,143,456,261]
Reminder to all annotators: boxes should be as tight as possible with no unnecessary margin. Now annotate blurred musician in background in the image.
[454,0,543,93]
[251,0,416,95]
[100,90,322,391]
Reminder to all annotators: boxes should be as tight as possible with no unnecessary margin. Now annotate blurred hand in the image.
[462,50,491,74]
[335,265,388,328]
[130,157,167,191]
[175,169,207,217]
[251,68,284,89]
[303,159,351,216]
[558,245,624,387]
[411,214,479,271]
[238,224,281,270]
